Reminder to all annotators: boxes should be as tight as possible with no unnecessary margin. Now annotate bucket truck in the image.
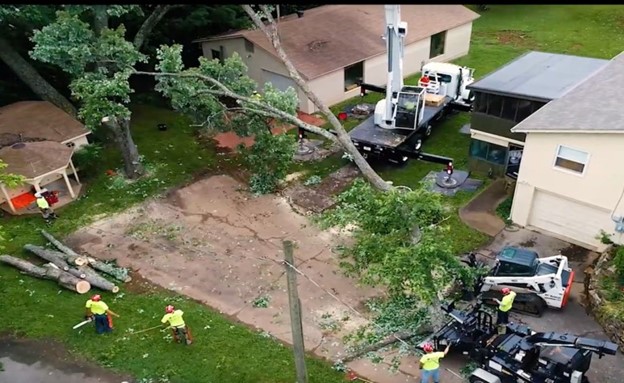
[348,4,475,165]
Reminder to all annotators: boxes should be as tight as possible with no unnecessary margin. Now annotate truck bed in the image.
[349,96,452,148]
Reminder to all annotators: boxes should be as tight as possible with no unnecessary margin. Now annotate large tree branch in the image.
[0,36,77,117]
[242,5,392,192]
[133,70,338,142]
[133,5,182,50]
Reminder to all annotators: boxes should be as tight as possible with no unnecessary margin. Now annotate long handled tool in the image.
[72,318,93,330]
[129,325,165,335]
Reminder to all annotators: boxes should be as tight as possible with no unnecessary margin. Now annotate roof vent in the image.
[11,143,25,149]
[296,10,304,18]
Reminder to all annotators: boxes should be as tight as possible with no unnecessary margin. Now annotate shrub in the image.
[614,246,624,279]
[72,143,104,174]
[240,132,296,195]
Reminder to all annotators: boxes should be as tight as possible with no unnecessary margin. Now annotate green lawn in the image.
[2,5,624,382]
[0,104,345,383]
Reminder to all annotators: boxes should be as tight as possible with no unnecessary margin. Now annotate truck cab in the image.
[420,62,475,108]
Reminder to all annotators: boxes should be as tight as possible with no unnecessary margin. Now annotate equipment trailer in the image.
[423,302,618,383]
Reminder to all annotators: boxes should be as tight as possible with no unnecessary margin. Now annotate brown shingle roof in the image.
[0,101,89,147]
[195,5,480,80]
[0,141,74,180]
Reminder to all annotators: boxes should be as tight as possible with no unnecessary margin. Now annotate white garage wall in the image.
[511,132,624,248]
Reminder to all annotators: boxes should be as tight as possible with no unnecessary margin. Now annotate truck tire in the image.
[424,125,432,137]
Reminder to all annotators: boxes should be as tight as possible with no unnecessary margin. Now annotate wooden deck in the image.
[1,177,82,216]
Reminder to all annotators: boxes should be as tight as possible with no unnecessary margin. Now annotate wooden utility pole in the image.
[283,240,308,383]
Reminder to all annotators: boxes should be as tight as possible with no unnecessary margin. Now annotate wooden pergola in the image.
[0,141,80,214]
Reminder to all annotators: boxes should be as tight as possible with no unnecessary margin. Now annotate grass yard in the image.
[1,4,624,382]
[0,104,345,383]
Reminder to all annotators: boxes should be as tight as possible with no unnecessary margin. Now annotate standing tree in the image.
[0,5,77,115]
[29,5,178,179]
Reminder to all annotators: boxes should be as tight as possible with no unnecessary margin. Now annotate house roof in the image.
[0,101,89,148]
[0,141,74,180]
[512,51,624,133]
[195,5,480,80]
[467,51,610,102]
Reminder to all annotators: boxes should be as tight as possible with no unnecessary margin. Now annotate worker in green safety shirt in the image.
[494,287,516,330]
[161,305,193,345]
[419,342,451,383]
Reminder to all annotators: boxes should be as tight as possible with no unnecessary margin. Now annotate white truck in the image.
[350,4,475,164]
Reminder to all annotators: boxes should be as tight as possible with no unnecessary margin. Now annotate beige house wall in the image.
[200,38,311,112]
[200,21,474,114]
[511,132,624,248]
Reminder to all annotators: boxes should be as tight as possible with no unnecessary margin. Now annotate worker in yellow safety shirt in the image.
[494,287,517,327]
[35,191,58,224]
[85,294,119,334]
[419,342,451,383]
[161,305,193,345]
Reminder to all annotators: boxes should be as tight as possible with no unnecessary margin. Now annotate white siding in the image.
[511,132,624,250]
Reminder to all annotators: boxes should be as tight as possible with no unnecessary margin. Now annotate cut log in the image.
[24,245,119,293]
[0,255,91,294]
[40,230,88,266]
[40,230,130,283]
[86,257,132,283]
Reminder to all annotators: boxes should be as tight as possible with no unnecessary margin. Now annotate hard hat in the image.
[91,294,101,302]
[422,343,434,353]
[34,192,42,198]
[502,288,511,295]
[165,305,175,313]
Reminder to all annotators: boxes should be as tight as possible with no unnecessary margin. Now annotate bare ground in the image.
[64,175,390,375]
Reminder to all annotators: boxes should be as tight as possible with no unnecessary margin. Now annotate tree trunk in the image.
[39,230,130,284]
[107,117,145,179]
[40,230,88,266]
[342,327,432,363]
[85,255,131,283]
[24,244,81,273]
[0,36,78,117]
[0,255,91,294]
[242,5,392,192]
[133,5,181,50]
[24,244,120,293]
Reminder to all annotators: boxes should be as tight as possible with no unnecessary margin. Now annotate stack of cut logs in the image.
[0,230,131,294]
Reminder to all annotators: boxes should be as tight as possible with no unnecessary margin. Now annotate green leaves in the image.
[30,8,148,130]
[30,11,94,76]
[240,132,296,195]
[0,160,24,188]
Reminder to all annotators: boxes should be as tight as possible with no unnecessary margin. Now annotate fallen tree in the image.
[0,255,91,294]
[24,244,120,293]
[40,230,87,266]
[40,230,131,283]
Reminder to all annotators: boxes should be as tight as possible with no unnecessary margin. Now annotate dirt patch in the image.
[519,237,537,248]
[560,243,591,262]
[475,30,536,48]
[282,164,360,214]
[64,174,379,367]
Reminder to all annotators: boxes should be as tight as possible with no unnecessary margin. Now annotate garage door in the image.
[262,69,297,92]
[528,190,609,249]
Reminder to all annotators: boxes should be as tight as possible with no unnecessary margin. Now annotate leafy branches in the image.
[240,132,296,195]
[319,180,472,356]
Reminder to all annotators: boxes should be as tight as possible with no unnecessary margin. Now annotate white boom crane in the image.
[382,4,406,125]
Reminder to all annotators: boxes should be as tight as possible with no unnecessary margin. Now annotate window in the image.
[515,100,533,122]
[244,39,254,54]
[486,94,503,117]
[211,49,222,62]
[474,92,488,114]
[429,31,446,58]
[554,145,589,174]
[469,139,507,165]
[500,97,518,120]
[344,61,364,91]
